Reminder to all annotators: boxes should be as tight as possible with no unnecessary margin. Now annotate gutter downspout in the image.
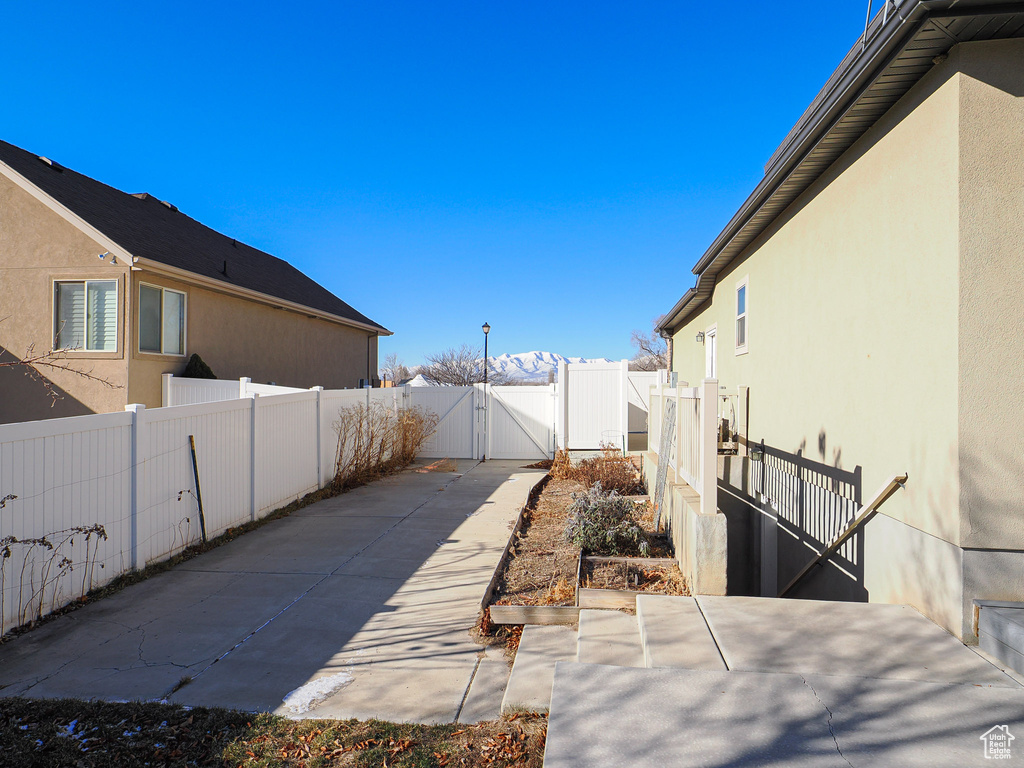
[366,332,377,386]
[660,329,674,373]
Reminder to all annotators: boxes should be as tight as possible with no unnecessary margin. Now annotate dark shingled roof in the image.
[0,139,389,333]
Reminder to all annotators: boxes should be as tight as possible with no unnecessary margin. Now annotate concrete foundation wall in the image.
[641,451,727,596]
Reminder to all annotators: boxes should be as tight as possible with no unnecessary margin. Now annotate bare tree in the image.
[1,319,119,405]
[0,344,118,403]
[629,320,668,371]
[379,352,411,385]
[421,344,519,386]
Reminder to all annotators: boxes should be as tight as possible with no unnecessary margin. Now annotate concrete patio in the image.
[542,595,1024,767]
[0,460,542,723]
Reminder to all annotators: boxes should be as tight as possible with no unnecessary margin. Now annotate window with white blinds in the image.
[139,283,186,355]
[54,280,117,352]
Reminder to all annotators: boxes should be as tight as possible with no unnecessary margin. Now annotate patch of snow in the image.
[282,671,354,714]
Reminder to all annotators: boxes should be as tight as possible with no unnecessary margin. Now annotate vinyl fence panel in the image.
[162,375,241,407]
[0,412,133,634]
[411,386,478,459]
[255,392,319,515]
[487,385,556,460]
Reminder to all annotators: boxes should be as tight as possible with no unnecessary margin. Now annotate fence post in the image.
[700,378,718,516]
[239,377,251,399]
[675,388,684,481]
[556,361,567,450]
[125,404,146,570]
[619,360,629,454]
[161,374,172,407]
[249,393,258,521]
[312,386,325,489]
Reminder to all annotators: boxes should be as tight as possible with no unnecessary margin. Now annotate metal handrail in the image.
[778,472,908,598]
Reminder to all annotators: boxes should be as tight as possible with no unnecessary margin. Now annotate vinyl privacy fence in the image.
[0,386,402,635]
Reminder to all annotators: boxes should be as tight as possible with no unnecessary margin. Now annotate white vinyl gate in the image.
[410,384,556,461]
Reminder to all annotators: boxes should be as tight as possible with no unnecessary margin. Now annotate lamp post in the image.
[482,323,490,461]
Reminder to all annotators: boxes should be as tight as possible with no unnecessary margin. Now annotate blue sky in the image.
[3,2,870,366]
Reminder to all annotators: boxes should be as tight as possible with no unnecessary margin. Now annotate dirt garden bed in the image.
[484,449,688,628]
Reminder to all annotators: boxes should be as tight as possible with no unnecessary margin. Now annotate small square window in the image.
[54,280,118,352]
[139,284,186,355]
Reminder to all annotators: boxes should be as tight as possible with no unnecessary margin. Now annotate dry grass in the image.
[0,697,546,768]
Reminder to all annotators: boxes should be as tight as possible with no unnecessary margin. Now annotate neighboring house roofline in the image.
[658,0,1024,334]
[0,157,137,267]
[0,141,391,336]
[134,257,391,335]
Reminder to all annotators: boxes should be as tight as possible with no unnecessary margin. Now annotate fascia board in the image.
[134,257,393,336]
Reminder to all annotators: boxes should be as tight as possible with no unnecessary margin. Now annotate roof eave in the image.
[661,0,1024,333]
[135,257,393,336]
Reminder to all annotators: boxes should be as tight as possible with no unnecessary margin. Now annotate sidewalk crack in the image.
[799,676,853,768]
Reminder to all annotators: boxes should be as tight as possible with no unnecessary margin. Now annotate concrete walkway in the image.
[0,460,543,723]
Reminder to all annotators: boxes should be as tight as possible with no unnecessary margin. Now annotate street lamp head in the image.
[482,322,490,335]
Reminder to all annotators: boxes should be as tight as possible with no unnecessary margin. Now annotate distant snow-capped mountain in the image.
[489,351,613,383]
[406,351,615,386]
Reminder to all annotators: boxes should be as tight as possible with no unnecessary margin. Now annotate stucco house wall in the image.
[0,173,130,422]
[667,39,1024,639]
[0,142,387,421]
[126,271,380,408]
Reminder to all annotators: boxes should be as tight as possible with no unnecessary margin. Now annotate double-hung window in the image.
[735,276,748,355]
[54,280,118,352]
[139,284,186,355]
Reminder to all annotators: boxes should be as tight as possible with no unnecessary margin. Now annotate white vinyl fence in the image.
[647,379,718,516]
[1,365,663,634]
[409,384,557,461]
[0,385,401,635]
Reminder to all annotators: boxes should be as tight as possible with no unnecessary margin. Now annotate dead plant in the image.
[332,403,438,491]
[550,443,645,495]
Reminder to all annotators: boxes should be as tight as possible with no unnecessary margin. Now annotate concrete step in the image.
[635,594,727,670]
[979,602,1024,677]
[544,661,1024,768]
[576,609,644,668]
[500,624,576,715]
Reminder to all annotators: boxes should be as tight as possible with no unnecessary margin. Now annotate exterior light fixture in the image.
[696,331,705,344]
[750,439,765,463]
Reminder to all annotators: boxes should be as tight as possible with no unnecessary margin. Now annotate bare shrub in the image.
[550,443,645,495]
[565,482,649,556]
[332,403,438,491]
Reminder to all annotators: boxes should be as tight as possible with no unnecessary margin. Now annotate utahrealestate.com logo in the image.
[981,725,1015,760]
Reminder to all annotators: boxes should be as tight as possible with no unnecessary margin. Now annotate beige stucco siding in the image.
[127,271,378,408]
[0,173,129,422]
[956,39,1024,550]
[673,56,962,548]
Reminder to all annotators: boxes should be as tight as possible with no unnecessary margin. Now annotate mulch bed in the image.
[490,477,681,609]
[581,559,687,595]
